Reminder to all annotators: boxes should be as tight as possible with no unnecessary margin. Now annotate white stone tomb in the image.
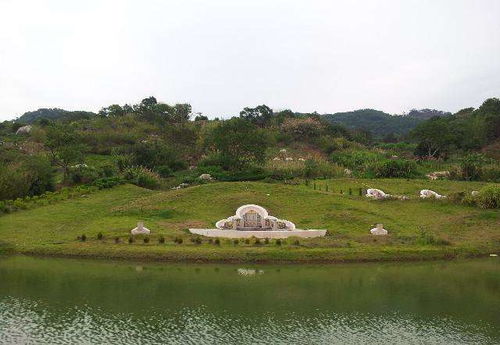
[189,204,326,239]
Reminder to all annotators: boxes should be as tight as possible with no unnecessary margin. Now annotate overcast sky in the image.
[0,0,499,120]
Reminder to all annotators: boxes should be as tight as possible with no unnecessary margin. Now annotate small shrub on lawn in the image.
[233,239,239,245]
[174,237,183,244]
[143,237,150,244]
[158,236,165,244]
[80,234,87,242]
[128,236,134,244]
[97,232,103,240]
[214,238,221,246]
[244,238,250,244]
[275,239,282,246]
[254,238,261,245]
[195,237,202,244]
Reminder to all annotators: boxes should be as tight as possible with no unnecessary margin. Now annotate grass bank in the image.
[0,180,498,263]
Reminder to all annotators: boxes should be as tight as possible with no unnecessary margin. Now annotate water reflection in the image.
[0,256,498,344]
[237,268,264,276]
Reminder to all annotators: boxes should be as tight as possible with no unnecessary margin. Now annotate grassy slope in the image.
[0,179,498,262]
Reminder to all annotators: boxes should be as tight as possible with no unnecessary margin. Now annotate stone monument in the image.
[189,204,326,238]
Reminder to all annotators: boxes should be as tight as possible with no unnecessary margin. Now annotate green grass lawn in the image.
[0,179,498,263]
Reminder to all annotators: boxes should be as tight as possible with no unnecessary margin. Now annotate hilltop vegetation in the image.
[16,108,97,124]
[0,96,499,208]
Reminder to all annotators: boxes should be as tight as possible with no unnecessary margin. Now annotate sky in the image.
[0,0,499,121]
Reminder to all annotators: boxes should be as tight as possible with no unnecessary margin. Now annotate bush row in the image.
[0,177,123,215]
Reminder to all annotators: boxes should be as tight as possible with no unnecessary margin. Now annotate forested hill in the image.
[322,108,450,137]
[17,108,96,123]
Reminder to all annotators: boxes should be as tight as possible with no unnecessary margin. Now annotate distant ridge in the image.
[16,108,96,124]
[322,108,450,137]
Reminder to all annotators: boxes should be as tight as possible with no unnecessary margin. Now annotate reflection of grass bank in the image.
[0,180,498,263]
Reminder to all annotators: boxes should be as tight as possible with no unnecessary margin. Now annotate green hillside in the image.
[1,179,497,263]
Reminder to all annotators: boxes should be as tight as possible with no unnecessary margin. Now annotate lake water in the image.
[0,256,498,344]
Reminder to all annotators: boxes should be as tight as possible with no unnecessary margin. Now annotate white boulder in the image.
[198,173,213,181]
[370,224,388,235]
[420,189,446,199]
[16,125,32,135]
[366,188,391,200]
[471,190,479,196]
[131,221,151,235]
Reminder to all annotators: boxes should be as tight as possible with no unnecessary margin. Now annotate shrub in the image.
[0,156,55,200]
[93,177,123,189]
[99,164,118,178]
[158,236,165,244]
[128,236,134,244]
[459,153,486,181]
[254,238,261,245]
[281,117,325,141]
[97,232,103,240]
[475,185,500,209]
[368,159,418,178]
[129,141,183,171]
[155,165,173,178]
[244,238,250,244]
[143,237,150,244]
[214,238,220,246]
[68,165,99,184]
[233,239,239,245]
[123,166,161,189]
[80,234,87,242]
[195,237,202,244]
[174,237,183,244]
[114,153,134,171]
[480,165,500,182]
[330,150,382,170]
[275,239,282,246]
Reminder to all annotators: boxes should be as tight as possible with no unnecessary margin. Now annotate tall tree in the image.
[239,105,273,127]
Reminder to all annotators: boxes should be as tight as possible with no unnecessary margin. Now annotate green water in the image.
[0,256,498,344]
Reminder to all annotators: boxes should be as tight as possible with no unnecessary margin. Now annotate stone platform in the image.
[188,229,327,239]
